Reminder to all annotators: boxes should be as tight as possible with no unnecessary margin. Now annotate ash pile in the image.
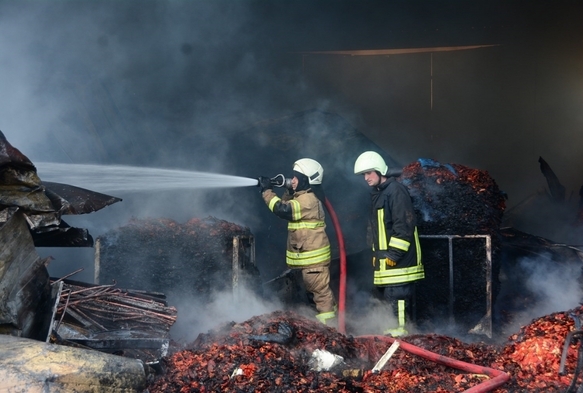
[96,216,261,301]
[146,306,583,392]
[400,158,507,336]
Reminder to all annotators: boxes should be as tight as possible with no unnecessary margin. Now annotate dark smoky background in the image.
[1,1,582,340]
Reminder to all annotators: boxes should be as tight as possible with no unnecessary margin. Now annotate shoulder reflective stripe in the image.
[289,200,301,220]
[287,221,325,230]
[377,209,387,249]
[268,196,281,211]
[286,245,331,266]
[389,237,410,252]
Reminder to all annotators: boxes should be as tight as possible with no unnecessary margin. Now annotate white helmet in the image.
[354,151,388,176]
[293,158,324,185]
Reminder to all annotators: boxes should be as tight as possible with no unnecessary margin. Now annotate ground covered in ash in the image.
[147,305,583,392]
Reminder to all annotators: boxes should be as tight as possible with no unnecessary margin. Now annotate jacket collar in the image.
[372,177,394,194]
[293,189,311,197]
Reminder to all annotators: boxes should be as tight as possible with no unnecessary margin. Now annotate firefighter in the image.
[258,158,337,326]
[354,151,424,337]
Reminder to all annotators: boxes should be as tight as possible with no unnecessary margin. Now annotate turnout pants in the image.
[377,282,416,328]
[301,264,336,323]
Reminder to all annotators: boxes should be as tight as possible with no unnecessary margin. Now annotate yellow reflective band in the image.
[373,265,425,285]
[268,196,281,211]
[286,245,331,266]
[287,221,325,230]
[389,237,410,252]
[377,209,387,249]
[398,300,406,327]
[316,310,337,324]
[378,257,386,271]
[414,227,422,264]
[289,199,301,220]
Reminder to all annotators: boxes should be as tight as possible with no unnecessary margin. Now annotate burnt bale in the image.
[97,216,259,300]
[400,159,506,335]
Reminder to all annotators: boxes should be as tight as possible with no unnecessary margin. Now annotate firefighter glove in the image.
[258,176,272,192]
[385,258,397,267]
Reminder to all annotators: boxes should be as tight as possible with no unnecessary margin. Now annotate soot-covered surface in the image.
[400,159,507,334]
[97,216,260,300]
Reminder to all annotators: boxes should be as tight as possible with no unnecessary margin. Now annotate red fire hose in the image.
[357,335,510,392]
[323,198,347,334]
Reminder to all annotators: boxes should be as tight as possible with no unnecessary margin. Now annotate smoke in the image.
[345,295,398,337]
[168,283,283,343]
[499,254,583,336]
[2,1,583,342]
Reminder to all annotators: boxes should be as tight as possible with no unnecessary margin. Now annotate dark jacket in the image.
[370,177,424,286]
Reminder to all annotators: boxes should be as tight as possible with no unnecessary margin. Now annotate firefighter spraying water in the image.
[256,158,339,327]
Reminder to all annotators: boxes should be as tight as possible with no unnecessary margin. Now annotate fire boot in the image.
[316,305,337,326]
[383,326,408,337]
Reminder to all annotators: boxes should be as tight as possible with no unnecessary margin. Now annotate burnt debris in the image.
[147,307,583,392]
[96,216,260,300]
[49,279,177,363]
[400,159,507,336]
[0,130,121,247]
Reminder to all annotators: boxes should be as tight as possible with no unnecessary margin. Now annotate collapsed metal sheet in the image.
[42,181,122,215]
[30,220,93,247]
[0,130,121,247]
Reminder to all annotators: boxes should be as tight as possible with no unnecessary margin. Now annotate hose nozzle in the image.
[270,174,292,189]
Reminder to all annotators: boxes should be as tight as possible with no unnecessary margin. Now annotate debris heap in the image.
[147,307,583,392]
[97,216,259,299]
[50,279,177,363]
[400,159,507,333]
[493,309,580,392]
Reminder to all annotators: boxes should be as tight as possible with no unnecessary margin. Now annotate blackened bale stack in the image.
[400,159,506,335]
[97,216,259,300]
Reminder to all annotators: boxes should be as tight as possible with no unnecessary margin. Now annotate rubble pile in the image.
[98,216,259,299]
[148,311,368,392]
[400,159,507,332]
[146,307,583,392]
[50,279,177,362]
[492,309,581,392]
[53,280,177,333]
[357,334,500,392]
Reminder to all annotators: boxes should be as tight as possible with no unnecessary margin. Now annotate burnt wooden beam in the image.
[538,156,566,203]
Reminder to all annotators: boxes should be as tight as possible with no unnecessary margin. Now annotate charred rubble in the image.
[96,216,261,301]
[147,306,583,393]
[0,130,173,370]
[49,278,177,364]
[0,131,121,248]
[0,130,123,340]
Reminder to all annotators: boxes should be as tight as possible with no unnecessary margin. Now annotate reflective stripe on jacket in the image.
[263,188,331,268]
[370,177,424,286]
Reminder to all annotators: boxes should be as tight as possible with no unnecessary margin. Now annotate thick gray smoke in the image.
[1,1,582,339]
